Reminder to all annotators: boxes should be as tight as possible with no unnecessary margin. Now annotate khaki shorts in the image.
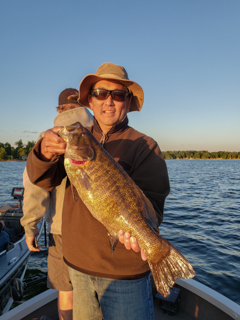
[47,233,72,291]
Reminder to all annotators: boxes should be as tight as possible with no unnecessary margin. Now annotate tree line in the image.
[0,140,35,160]
[0,140,239,161]
[162,150,240,160]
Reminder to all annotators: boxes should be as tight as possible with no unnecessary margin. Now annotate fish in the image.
[59,122,195,297]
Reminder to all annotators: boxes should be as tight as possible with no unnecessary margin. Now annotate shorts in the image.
[47,233,72,291]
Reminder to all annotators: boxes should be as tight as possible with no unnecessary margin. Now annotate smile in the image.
[104,110,115,114]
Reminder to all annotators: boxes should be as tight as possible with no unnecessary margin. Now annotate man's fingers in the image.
[25,237,40,252]
[130,236,141,252]
[44,128,66,148]
[40,127,66,159]
[28,245,40,252]
[124,232,132,250]
[141,250,147,261]
[118,230,125,244]
[118,230,147,261]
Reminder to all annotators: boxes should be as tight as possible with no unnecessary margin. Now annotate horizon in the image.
[0,138,239,154]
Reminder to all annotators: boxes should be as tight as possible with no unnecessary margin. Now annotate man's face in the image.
[88,80,131,133]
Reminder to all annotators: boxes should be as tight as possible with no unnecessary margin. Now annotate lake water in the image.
[0,160,239,306]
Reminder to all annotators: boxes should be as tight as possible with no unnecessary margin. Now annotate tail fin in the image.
[148,240,195,297]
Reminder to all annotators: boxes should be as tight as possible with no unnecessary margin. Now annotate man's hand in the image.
[118,230,147,261]
[40,127,66,160]
[25,236,40,252]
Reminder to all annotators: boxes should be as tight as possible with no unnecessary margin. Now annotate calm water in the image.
[0,160,239,305]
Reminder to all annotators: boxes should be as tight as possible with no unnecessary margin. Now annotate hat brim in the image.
[78,74,144,112]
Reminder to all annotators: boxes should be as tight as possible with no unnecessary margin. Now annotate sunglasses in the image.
[91,88,129,102]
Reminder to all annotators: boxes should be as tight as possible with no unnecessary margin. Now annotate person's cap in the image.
[78,63,144,112]
[58,88,79,105]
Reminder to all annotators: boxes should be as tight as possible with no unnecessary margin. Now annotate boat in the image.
[0,188,44,316]
[0,277,239,320]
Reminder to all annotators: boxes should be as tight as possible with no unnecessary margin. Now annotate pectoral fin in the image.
[107,231,119,254]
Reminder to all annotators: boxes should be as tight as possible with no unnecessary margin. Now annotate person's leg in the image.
[58,290,73,320]
[68,267,103,320]
[98,274,154,320]
[48,234,73,320]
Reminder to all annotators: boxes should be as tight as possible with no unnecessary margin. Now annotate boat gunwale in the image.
[0,289,58,320]
[176,278,240,319]
[1,279,240,320]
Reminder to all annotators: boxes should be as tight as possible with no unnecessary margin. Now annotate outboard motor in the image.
[9,278,25,301]
[9,276,47,301]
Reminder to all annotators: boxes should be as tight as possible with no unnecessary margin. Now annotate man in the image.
[26,63,170,320]
[20,88,93,320]
[0,220,16,241]
[0,221,9,252]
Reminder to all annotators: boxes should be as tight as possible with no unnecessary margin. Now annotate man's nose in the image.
[105,94,114,105]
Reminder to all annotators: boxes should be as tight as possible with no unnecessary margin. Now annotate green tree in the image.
[210,152,216,159]
[185,151,193,159]
[15,139,24,149]
[202,151,210,159]
[231,152,238,159]
[0,147,8,160]
[4,142,12,156]
[218,151,225,159]
[12,148,19,159]
[18,148,26,158]
[164,152,172,160]
[25,140,36,155]
[193,152,201,159]
[221,153,228,159]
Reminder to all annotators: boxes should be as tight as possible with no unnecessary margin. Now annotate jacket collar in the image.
[92,116,129,138]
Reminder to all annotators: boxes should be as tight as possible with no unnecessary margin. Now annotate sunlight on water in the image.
[161,160,240,305]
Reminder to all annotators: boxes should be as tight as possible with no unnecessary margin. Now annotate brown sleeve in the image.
[26,139,66,191]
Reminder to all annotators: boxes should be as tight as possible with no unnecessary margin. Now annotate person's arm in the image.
[23,128,67,251]
[20,168,51,251]
[26,127,67,190]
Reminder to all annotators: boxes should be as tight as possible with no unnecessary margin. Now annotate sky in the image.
[0,0,239,152]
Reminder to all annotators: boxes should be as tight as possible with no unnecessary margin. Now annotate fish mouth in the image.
[70,159,87,165]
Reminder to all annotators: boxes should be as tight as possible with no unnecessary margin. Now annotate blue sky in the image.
[0,0,239,152]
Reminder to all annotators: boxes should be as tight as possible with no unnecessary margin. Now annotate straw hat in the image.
[78,62,144,112]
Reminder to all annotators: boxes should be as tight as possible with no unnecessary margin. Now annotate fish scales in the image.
[59,122,195,297]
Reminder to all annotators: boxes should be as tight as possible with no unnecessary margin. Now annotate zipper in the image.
[100,133,106,145]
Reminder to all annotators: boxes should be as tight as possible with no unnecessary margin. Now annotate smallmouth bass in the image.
[59,122,195,297]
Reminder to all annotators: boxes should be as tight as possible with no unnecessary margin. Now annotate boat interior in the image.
[0,211,24,251]
[0,188,25,254]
